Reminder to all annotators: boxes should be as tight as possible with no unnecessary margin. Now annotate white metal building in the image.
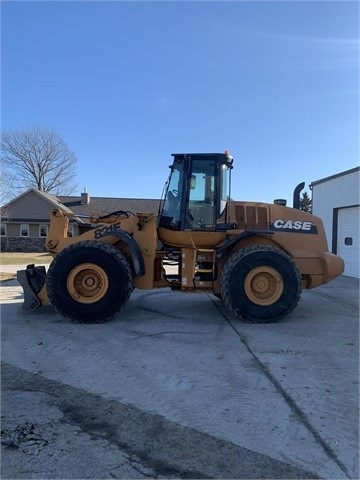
[310,167,359,278]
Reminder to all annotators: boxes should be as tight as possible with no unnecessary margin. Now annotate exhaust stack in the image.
[293,182,305,209]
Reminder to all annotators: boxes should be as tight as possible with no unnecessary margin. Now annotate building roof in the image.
[1,188,161,223]
[310,166,359,187]
[1,188,74,215]
[57,195,161,217]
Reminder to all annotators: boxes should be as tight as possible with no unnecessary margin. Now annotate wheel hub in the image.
[67,263,109,304]
[244,266,284,306]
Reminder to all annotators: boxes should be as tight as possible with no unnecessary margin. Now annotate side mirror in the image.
[190,175,196,190]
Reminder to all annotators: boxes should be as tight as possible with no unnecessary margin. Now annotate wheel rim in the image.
[244,266,284,306]
[67,263,109,304]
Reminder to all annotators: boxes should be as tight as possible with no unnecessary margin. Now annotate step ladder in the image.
[193,248,216,289]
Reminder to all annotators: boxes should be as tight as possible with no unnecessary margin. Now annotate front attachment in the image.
[17,265,47,311]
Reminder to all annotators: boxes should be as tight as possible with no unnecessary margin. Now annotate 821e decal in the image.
[94,222,122,239]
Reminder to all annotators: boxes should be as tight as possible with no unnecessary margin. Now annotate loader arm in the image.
[17,208,159,312]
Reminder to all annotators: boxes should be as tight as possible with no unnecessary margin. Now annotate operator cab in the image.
[158,152,233,231]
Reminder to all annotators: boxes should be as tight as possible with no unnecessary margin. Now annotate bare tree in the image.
[0,167,15,205]
[1,124,78,196]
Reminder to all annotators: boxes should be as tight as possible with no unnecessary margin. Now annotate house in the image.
[0,188,161,252]
[310,166,359,278]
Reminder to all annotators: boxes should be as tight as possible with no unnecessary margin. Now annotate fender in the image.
[215,230,274,260]
[95,229,145,277]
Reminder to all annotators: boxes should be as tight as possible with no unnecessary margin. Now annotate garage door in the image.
[337,206,360,278]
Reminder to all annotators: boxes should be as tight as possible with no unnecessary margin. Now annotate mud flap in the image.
[17,265,47,311]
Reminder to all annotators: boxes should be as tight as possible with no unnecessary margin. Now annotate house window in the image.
[20,224,29,237]
[39,224,48,237]
[0,223,6,236]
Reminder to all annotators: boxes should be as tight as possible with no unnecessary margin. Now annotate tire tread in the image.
[220,245,301,323]
[46,240,133,323]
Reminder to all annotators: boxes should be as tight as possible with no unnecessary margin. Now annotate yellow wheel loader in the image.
[17,152,344,324]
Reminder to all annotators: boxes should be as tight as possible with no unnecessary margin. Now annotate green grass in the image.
[0,272,17,282]
[0,252,53,265]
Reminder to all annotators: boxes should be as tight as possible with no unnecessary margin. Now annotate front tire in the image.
[220,245,301,323]
[46,241,133,323]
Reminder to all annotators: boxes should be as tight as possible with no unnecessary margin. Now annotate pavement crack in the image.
[136,304,192,320]
[127,329,212,338]
[124,453,157,478]
[211,297,351,479]
[1,421,49,454]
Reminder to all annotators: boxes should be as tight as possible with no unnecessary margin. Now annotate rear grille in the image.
[235,205,268,230]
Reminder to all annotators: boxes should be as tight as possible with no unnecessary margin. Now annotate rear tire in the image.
[46,241,133,323]
[220,245,301,323]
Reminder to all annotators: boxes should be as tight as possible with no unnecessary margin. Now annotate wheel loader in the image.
[17,151,344,324]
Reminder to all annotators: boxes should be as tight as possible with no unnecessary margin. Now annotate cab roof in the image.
[171,152,233,165]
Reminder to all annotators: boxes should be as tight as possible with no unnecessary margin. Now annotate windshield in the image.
[159,153,231,231]
[158,159,184,228]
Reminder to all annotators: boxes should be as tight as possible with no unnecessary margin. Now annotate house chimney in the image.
[81,187,90,205]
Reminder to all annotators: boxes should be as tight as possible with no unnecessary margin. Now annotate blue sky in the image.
[2,1,359,204]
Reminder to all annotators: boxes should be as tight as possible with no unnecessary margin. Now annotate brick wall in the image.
[1,237,47,252]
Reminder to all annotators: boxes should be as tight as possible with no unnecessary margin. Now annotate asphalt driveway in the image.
[1,271,359,479]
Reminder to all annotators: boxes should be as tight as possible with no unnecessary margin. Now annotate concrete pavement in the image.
[1,270,359,479]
